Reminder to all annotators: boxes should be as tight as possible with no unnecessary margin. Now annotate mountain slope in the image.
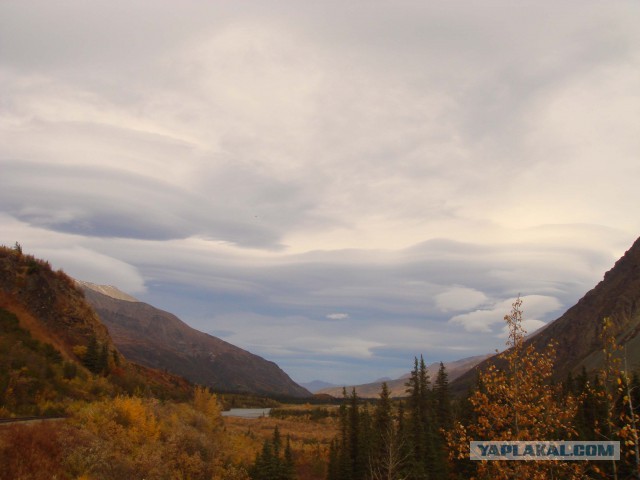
[0,248,113,362]
[80,284,311,398]
[0,246,191,415]
[452,235,640,394]
[318,354,490,398]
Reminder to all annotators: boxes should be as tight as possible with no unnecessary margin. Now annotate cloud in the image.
[39,245,146,294]
[435,287,488,312]
[449,295,562,334]
[1,1,639,383]
[326,313,349,320]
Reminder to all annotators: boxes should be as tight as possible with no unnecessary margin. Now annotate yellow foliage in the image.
[111,395,161,442]
[447,298,585,479]
[193,385,222,421]
[72,345,87,358]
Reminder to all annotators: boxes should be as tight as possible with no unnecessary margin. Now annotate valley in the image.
[2,241,640,478]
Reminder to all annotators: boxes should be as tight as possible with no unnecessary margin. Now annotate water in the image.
[221,408,271,419]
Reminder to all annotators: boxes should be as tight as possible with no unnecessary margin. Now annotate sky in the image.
[1,1,639,386]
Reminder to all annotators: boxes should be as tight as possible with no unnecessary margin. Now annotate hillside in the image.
[318,354,490,398]
[80,283,311,398]
[452,235,640,394]
[0,245,191,415]
[0,248,113,361]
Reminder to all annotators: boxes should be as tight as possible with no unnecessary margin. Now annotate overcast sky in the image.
[2,1,639,385]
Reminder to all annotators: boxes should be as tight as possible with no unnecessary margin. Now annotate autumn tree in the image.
[447,297,585,479]
[588,318,640,479]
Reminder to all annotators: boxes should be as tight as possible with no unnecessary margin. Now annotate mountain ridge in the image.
[75,280,139,302]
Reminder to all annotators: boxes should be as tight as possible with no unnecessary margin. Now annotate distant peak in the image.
[76,280,140,302]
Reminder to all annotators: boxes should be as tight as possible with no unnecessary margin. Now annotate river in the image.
[221,408,271,419]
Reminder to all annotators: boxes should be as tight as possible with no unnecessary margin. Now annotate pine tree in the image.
[402,355,440,479]
[404,357,425,478]
[373,382,393,458]
[327,439,340,480]
[251,440,276,480]
[356,404,372,480]
[434,362,452,431]
[273,425,282,459]
[395,400,412,479]
[83,335,99,374]
[347,388,364,480]
[250,426,295,480]
[432,362,452,478]
[98,343,109,374]
[370,382,409,480]
[283,436,295,480]
[337,389,352,480]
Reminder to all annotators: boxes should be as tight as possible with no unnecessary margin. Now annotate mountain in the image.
[76,280,139,302]
[301,380,337,393]
[317,354,491,398]
[79,282,311,398]
[452,235,640,394]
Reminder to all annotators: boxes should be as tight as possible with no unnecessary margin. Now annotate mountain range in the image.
[316,354,491,398]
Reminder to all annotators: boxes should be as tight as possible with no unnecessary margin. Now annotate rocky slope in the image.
[81,284,311,398]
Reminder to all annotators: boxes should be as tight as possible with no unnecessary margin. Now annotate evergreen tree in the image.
[98,343,109,374]
[250,426,295,480]
[338,389,352,480]
[283,436,295,480]
[395,399,412,477]
[347,388,365,480]
[370,382,410,480]
[327,440,340,480]
[251,440,276,480]
[403,355,439,479]
[433,362,452,431]
[83,335,99,374]
[273,425,282,459]
[356,404,372,480]
[373,382,393,461]
[404,357,425,478]
[432,362,451,479]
